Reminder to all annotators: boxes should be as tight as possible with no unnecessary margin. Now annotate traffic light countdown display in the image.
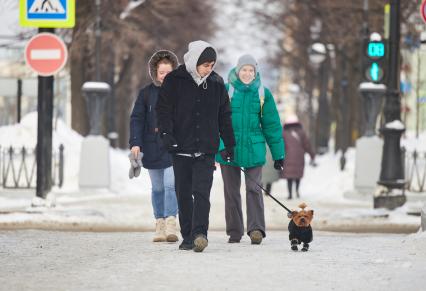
[364,38,386,83]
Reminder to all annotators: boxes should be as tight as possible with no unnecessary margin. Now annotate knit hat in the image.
[196,47,217,66]
[236,54,258,75]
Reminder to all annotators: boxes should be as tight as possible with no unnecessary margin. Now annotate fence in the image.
[405,149,426,193]
[0,145,64,189]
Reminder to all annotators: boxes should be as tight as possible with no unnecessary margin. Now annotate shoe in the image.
[153,218,166,242]
[178,240,193,250]
[249,230,263,245]
[193,234,208,252]
[165,216,179,242]
[228,237,241,243]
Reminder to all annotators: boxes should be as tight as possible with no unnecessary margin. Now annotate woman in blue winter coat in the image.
[129,50,179,243]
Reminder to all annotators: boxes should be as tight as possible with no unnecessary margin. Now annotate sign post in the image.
[36,28,55,199]
[25,30,68,198]
[20,0,74,200]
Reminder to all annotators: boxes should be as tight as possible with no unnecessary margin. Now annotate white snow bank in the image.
[0,112,152,196]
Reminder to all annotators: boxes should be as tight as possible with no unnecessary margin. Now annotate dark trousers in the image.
[172,154,215,242]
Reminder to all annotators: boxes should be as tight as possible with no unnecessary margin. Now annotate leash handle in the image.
[239,167,292,213]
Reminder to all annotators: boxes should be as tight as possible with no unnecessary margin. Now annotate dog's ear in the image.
[290,211,298,218]
[308,210,314,216]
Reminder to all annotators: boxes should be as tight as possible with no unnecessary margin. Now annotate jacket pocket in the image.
[250,135,266,164]
[231,99,242,112]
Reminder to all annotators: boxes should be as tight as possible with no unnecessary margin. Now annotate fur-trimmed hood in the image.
[148,50,179,86]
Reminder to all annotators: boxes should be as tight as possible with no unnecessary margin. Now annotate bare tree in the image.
[261,0,420,152]
[70,0,215,148]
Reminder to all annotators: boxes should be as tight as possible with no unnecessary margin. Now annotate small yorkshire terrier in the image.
[288,203,314,252]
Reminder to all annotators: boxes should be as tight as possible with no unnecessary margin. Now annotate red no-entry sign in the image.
[25,33,68,76]
[422,0,426,24]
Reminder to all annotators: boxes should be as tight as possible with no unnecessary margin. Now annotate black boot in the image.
[301,243,309,252]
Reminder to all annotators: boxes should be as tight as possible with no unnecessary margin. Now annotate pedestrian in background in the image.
[156,40,235,252]
[281,114,316,199]
[129,50,179,243]
[216,54,285,245]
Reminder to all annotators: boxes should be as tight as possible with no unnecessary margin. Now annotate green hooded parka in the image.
[216,68,285,168]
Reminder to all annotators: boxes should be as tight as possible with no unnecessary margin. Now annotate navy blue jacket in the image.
[129,83,172,169]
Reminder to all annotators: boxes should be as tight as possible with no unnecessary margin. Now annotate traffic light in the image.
[363,33,387,83]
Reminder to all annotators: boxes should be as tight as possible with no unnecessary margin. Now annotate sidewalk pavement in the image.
[0,183,422,233]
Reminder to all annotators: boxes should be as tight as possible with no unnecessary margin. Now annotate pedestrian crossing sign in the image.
[19,0,75,28]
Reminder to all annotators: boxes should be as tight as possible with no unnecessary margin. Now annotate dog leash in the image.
[239,167,292,214]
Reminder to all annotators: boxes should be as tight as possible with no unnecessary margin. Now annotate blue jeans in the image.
[148,166,178,219]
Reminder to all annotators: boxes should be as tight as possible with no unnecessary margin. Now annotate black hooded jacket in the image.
[156,65,235,155]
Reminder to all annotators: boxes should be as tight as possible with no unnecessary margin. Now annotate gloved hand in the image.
[273,159,284,170]
[220,147,234,162]
[161,133,178,152]
[128,151,143,179]
[309,159,317,167]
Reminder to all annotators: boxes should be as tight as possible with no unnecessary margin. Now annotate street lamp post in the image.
[308,42,327,152]
[375,0,406,209]
[95,0,101,81]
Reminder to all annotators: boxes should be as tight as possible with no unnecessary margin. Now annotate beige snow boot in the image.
[153,218,166,242]
[165,216,179,242]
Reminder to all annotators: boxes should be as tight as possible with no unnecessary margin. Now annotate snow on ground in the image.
[0,112,424,232]
[0,230,425,291]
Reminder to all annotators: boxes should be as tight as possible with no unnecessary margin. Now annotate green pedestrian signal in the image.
[367,62,383,82]
[363,33,386,83]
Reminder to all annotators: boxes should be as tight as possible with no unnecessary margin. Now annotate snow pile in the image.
[0,112,151,196]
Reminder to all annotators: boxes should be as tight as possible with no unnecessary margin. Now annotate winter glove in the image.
[220,147,234,162]
[128,152,143,179]
[273,159,284,170]
[161,133,178,152]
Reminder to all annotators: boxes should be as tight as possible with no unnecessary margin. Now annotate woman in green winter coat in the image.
[216,54,285,244]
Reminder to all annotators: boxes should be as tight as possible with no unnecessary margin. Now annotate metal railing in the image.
[0,144,64,189]
[405,149,426,193]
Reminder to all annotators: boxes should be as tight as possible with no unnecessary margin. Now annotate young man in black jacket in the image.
[156,40,235,252]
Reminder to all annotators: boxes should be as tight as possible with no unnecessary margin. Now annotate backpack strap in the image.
[228,84,235,100]
[258,84,265,117]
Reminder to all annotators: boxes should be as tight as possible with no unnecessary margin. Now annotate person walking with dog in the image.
[216,54,285,245]
[281,114,316,199]
[156,40,235,252]
[129,50,179,243]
